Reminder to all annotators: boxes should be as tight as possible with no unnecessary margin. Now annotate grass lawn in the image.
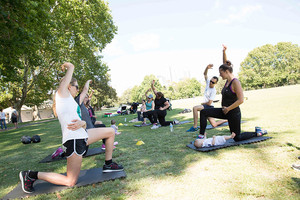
[0,85,299,200]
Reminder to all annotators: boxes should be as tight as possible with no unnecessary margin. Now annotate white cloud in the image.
[214,5,262,24]
[129,33,160,51]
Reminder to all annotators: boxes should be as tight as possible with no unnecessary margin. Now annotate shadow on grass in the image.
[286,143,300,150]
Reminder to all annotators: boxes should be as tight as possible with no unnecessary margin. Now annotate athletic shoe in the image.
[115,132,121,135]
[114,141,118,145]
[103,162,124,172]
[151,124,160,129]
[51,147,63,159]
[19,171,36,193]
[141,122,147,126]
[197,134,205,139]
[173,119,180,125]
[186,126,199,132]
[291,164,300,171]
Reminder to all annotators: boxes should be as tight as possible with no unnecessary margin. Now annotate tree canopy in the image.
[0,0,117,118]
[239,42,300,90]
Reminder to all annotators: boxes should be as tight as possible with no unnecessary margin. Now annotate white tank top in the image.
[55,92,88,144]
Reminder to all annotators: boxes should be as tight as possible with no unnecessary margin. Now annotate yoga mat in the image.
[186,136,271,152]
[176,120,192,125]
[3,168,126,200]
[134,123,152,127]
[39,147,105,163]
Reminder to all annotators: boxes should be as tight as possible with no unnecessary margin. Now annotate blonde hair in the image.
[52,77,77,117]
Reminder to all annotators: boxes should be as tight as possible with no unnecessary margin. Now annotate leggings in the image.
[143,111,155,124]
[153,109,173,126]
[199,107,256,141]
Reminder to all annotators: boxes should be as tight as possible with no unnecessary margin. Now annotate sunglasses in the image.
[210,80,216,84]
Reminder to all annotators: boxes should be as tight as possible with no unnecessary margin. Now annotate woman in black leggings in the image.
[199,64,260,141]
[150,80,178,129]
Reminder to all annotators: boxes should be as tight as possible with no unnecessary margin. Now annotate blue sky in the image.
[102,0,300,96]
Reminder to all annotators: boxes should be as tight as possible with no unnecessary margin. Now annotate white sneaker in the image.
[173,119,180,125]
[151,124,159,129]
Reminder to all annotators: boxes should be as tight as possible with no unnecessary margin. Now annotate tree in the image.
[239,42,300,90]
[0,0,117,121]
[174,78,202,99]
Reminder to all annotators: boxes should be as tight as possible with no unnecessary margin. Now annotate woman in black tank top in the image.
[199,64,260,141]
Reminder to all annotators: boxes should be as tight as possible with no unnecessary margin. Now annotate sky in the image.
[101,0,300,96]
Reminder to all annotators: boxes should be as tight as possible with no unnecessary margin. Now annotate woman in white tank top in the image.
[19,63,123,194]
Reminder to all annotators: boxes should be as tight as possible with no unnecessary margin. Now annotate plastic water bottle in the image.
[125,118,127,122]
[170,123,173,132]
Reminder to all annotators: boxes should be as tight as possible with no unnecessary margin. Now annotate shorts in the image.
[11,116,17,123]
[203,105,214,109]
[62,138,89,158]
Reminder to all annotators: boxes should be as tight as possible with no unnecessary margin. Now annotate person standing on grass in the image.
[150,80,179,129]
[11,107,18,129]
[0,109,7,130]
[198,64,267,140]
[186,64,227,132]
[19,62,123,194]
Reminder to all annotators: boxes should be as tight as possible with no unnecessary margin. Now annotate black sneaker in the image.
[19,171,36,193]
[103,162,124,173]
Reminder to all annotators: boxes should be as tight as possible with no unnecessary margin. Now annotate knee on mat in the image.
[66,179,77,187]
[233,134,242,141]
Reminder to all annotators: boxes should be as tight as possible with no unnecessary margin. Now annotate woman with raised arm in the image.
[141,88,155,126]
[19,63,123,194]
[198,64,267,141]
[150,80,179,129]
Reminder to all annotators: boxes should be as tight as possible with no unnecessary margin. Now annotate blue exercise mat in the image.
[187,136,271,152]
[3,168,126,199]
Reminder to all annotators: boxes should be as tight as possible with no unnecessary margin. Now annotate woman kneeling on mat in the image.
[198,64,267,141]
[19,62,123,194]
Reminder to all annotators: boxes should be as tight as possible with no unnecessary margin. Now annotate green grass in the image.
[0,85,299,200]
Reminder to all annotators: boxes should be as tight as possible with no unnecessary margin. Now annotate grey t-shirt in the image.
[75,94,94,129]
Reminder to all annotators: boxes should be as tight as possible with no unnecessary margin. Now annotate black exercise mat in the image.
[39,147,105,163]
[3,168,126,200]
[186,136,271,152]
[204,121,246,130]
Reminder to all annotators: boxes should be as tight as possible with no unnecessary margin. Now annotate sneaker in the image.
[115,131,121,135]
[186,126,199,132]
[19,171,36,193]
[51,147,63,159]
[114,141,118,145]
[173,119,180,125]
[141,122,147,126]
[151,124,159,129]
[197,134,205,139]
[291,164,300,171]
[103,162,124,172]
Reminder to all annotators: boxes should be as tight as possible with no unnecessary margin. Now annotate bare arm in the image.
[159,101,170,111]
[151,80,158,96]
[203,64,213,81]
[57,63,75,98]
[223,44,228,64]
[78,80,92,105]
[212,136,216,146]
[202,100,213,106]
[145,88,151,99]
[88,89,94,99]
[222,79,244,114]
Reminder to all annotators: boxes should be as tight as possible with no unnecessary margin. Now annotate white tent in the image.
[3,105,34,122]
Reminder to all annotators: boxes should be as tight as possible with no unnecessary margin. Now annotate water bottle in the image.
[125,118,127,122]
[170,123,173,132]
